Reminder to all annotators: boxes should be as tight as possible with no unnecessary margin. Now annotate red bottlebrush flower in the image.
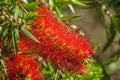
[6,54,43,80]
[18,4,94,74]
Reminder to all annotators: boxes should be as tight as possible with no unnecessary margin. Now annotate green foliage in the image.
[0,63,5,80]
[42,62,55,79]
[46,0,87,19]
[22,2,41,11]
[25,12,43,20]
[42,62,103,80]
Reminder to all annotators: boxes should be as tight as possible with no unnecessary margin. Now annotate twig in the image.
[94,0,112,17]
[17,3,28,15]
[93,55,110,80]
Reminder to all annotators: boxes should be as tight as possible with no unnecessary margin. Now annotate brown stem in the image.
[17,3,28,15]
[93,55,110,80]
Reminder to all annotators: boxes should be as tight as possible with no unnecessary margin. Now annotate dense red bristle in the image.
[18,4,94,74]
[6,54,43,80]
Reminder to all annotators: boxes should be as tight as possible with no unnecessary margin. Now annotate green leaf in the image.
[54,6,62,19]
[104,58,116,66]
[61,15,80,20]
[42,62,54,75]
[0,64,5,80]
[68,4,75,13]
[15,29,19,39]
[62,73,76,80]
[0,2,10,6]
[14,5,19,18]
[71,0,86,6]
[102,17,117,52]
[25,12,44,20]
[12,29,17,53]
[56,0,86,6]
[2,27,8,38]
[42,62,55,79]
[22,28,40,43]
[111,17,120,33]
[49,0,54,9]
[22,2,40,11]
[109,49,120,58]
[0,26,7,36]
[85,65,103,80]
[102,31,116,52]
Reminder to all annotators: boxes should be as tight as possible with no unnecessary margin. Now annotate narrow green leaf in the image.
[2,28,8,38]
[22,28,40,43]
[111,17,120,33]
[109,49,120,58]
[22,2,40,11]
[42,62,54,75]
[25,12,44,20]
[102,17,117,52]
[61,15,80,20]
[15,29,19,39]
[48,62,54,73]
[71,0,86,6]
[102,31,116,52]
[0,26,6,36]
[12,29,17,53]
[56,0,86,6]
[104,58,116,66]
[68,4,75,13]
[0,2,10,6]
[54,6,62,19]
[62,74,76,80]
[49,0,54,9]
[14,5,19,18]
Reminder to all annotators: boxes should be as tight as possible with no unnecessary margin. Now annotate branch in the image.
[94,0,112,17]
[93,55,110,80]
[17,3,28,15]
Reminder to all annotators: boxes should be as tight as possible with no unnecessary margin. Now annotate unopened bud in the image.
[106,11,110,15]
[22,20,25,24]
[70,24,77,30]
[0,16,5,20]
[17,18,22,24]
[102,5,106,10]
[9,18,13,22]
[37,56,43,62]
[10,16,13,19]
[5,15,9,19]
[21,24,26,30]
[79,31,84,36]
[2,11,6,15]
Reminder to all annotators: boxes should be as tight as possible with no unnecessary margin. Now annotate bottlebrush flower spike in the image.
[6,54,43,80]
[18,4,94,74]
